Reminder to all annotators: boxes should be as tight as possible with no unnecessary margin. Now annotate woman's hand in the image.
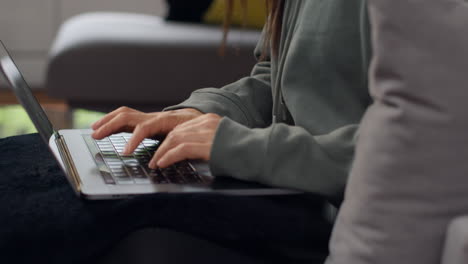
[91,106,203,154]
[150,113,222,169]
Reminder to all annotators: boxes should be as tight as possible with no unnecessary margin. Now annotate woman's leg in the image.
[0,134,332,264]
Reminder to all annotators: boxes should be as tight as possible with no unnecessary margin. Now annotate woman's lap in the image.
[0,134,331,263]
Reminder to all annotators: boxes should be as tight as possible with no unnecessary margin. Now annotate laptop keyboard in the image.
[91,134,205,185]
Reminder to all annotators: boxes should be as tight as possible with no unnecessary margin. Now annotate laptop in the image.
[0,41,296,199]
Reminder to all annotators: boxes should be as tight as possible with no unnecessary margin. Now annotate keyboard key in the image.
[115,177,134,184]
[101,151,117,156]
[184,173,204,183]
[148,169,168,184]
[176,164,195,174]
[134,154,150,160]
[99,147,115,152]
[104,157,121,163]
[112,139,126,143]
[131,168,148,179]
[145,145,158,150]
[163,170,183,183]
[137,158,150,164]
[134,178,151,184]
[111,164,124,169]
[97,143,112,148]
[143,139,158,144]
[112,169,126,174]
[90,135,201,186]
[112,171,127,176]
[101,171,116,185]
[123,159,139,165]
[147,168,161,176]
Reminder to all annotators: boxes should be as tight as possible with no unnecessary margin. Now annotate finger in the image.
[91,106,138,130]
[123,117,162,154]
[153,116,220,161]
[152,130,212,162]
[152,130,190,162]
[92,112,146,139]
[124,112,203,155]
[149,143,210,168]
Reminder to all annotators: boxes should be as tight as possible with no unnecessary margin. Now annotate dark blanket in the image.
[0,134,331,264]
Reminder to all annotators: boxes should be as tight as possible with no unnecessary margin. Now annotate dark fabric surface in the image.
[0,134,332,264]
[166,0,213,22]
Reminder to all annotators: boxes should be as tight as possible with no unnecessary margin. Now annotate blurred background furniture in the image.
[0,0,167,132]
[0,0,166,93]
[46,11,261,112]
[0,0,261,131]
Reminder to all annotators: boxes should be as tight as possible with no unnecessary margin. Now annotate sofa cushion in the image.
[203,0,267,29]
[165,0,266,29]
[327,1,468,264]
[46,12,260,112]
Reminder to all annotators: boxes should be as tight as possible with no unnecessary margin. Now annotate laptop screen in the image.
[0,41,55,143]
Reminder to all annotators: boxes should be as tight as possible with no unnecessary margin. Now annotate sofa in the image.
[46,11,261,113]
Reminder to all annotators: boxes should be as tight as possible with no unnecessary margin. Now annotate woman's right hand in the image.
[91,106,203,154]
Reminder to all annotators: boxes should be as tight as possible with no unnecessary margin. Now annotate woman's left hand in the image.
[150,113,222,169]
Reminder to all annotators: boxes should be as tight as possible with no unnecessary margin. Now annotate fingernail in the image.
[156,159,165,168]
[123,146,130,155]
[149,160,157,169]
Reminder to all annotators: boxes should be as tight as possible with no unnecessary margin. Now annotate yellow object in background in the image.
[203,0,267,29]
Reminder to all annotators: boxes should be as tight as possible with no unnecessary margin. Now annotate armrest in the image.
[442,215,468,264]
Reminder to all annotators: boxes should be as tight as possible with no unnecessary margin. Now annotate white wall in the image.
[0,0,167,88]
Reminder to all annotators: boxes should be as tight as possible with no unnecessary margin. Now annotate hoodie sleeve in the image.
[210,118,358,205]
[164,30,273,128]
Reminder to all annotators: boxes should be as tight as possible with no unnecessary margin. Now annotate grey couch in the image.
[46,12,261,112]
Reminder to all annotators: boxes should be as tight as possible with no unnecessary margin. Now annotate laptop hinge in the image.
[55,134,82,194]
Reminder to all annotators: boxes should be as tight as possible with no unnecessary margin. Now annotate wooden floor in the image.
[0,90,73,129]
[0,90,64,105]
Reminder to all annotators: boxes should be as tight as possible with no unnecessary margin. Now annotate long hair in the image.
[222,0,285,58]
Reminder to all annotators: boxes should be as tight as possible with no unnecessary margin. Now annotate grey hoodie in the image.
[166,0,371,204]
